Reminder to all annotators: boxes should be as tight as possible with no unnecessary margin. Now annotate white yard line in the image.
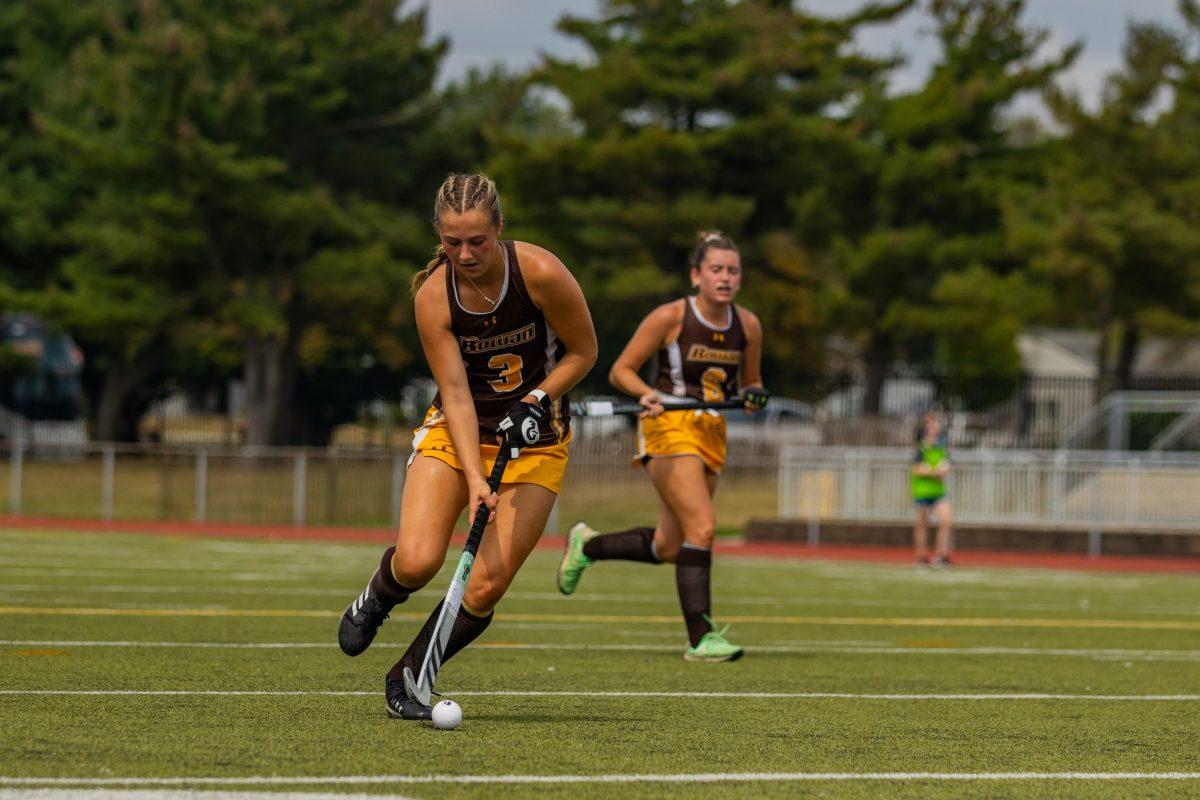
[5,583,1196,620]
[4,639,1200,661]
[0,557,353,573]
[2,689,1197,701]
[2,773,1199,787]
[9,583,1191,615]
[0,791,419,800]
[7,606,1200,630]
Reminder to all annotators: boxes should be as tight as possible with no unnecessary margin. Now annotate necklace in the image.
[462,272,496,308]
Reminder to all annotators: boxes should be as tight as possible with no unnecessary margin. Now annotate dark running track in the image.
[3,515,1200,575]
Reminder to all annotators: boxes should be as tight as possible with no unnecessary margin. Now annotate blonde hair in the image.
[411,173,503,295]
[690,230,739,270]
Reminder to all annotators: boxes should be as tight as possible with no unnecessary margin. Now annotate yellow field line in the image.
[2,606,1199,631]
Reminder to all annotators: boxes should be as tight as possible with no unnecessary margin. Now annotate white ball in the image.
[431,699,462,730]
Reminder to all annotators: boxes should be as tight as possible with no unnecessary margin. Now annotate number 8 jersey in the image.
[431,240,571,445]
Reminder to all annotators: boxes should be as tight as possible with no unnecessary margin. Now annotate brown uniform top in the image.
[431,241,570,445]
[652,296,747,403]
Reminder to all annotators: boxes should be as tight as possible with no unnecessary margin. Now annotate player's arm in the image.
[609,301,682,417]
[414,276,496,519]
[736,307,768,413]
[517,242,598,402]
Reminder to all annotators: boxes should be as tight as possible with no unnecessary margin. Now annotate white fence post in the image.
[983,451,997,517]
[840,450,852,519]
[390,455,405,530]
[194,452,208,523]
[1051,451,1067,521]
[9,443,23,516]
[101,446,115,522]
[1127,457,1140,528]
[777,446,794,518]
[1088,462,1102,558]
[806,458,821,547]
[293,453,307,527]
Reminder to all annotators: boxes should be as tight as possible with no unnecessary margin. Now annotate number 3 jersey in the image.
[430,240,570,446]
[653,296,747,403]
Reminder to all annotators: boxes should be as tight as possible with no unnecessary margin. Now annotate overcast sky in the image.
[424,0,1191,110]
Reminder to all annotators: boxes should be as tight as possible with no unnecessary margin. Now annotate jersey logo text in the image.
[460,323,536,354]
[686,344,741,366]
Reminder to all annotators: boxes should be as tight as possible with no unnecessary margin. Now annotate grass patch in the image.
[0,528,1198,799]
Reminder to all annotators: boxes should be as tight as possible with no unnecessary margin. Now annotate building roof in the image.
[1016,332,1097,378]
[1020,329,1200,380]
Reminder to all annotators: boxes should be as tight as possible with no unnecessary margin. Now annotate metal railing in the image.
[1058,391,1200,451]
[779,446,1200,542]
[0,425,785,532]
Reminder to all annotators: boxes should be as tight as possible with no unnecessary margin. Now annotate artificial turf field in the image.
[1,527,1198,799]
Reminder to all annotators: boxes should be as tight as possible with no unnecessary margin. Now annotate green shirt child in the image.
[911,436,948,503]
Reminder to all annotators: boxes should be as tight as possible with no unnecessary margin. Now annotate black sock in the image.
[370,546,419,609]
[675,545,713,647]
[386,601,494,683]
[582,527,660,563]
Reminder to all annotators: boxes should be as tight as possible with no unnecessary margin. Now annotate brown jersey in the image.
[652,297,746,403]
[431,241,570,445]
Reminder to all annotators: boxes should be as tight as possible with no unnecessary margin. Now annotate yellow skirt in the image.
[636,409,727,474]
[409,408,571,494]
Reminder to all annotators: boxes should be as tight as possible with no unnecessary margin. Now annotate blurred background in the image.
[1,0,1198,546]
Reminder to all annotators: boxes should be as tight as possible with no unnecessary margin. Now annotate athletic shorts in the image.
[409,407,571,494]
[636,408,727,474]
[914,495,947,507]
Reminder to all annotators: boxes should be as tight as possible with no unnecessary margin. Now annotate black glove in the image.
[742,386,770,410]
[497,394,551,449]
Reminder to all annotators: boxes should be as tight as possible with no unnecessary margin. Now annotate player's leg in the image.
[648,456,741,662]
[933,498,953,566]
[387,481,556,694]
[557,508,664,596]
[338,455,465,657]
[649,462,717,562]
[913,503,930,566]
[556,457,712,593]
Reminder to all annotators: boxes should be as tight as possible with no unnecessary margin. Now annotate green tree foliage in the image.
[1018,7,1199,394]
[829,0,1076,412]
[0,2,102,307]
[25,0,446,442]
[495,0,913,390]
[1148,0,1200,341]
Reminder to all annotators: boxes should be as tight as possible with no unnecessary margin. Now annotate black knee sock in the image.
[370,546,419,609]
[582,527,660,563]
[675,544,713,647]
[386,601,494,683]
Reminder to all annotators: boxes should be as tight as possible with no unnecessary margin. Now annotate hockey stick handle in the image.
[407,436,514,705]
[570,398,748,417]
[463,439,513,555]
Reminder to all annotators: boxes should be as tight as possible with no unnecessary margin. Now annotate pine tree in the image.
[831,0,1077,412]
[496,0,912,388]
[31,0,447,442]
[1018,9,1198,396]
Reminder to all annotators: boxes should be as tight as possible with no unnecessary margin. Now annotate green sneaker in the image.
[556,521,596,596]
[684,619,744,662]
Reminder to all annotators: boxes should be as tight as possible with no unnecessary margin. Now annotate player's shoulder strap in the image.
[499,240,527,303]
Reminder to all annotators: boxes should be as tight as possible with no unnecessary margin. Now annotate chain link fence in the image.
[0,423,784,533]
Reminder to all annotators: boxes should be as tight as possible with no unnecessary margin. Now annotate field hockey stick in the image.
[571,398,749,417]
[403,435,515,708]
